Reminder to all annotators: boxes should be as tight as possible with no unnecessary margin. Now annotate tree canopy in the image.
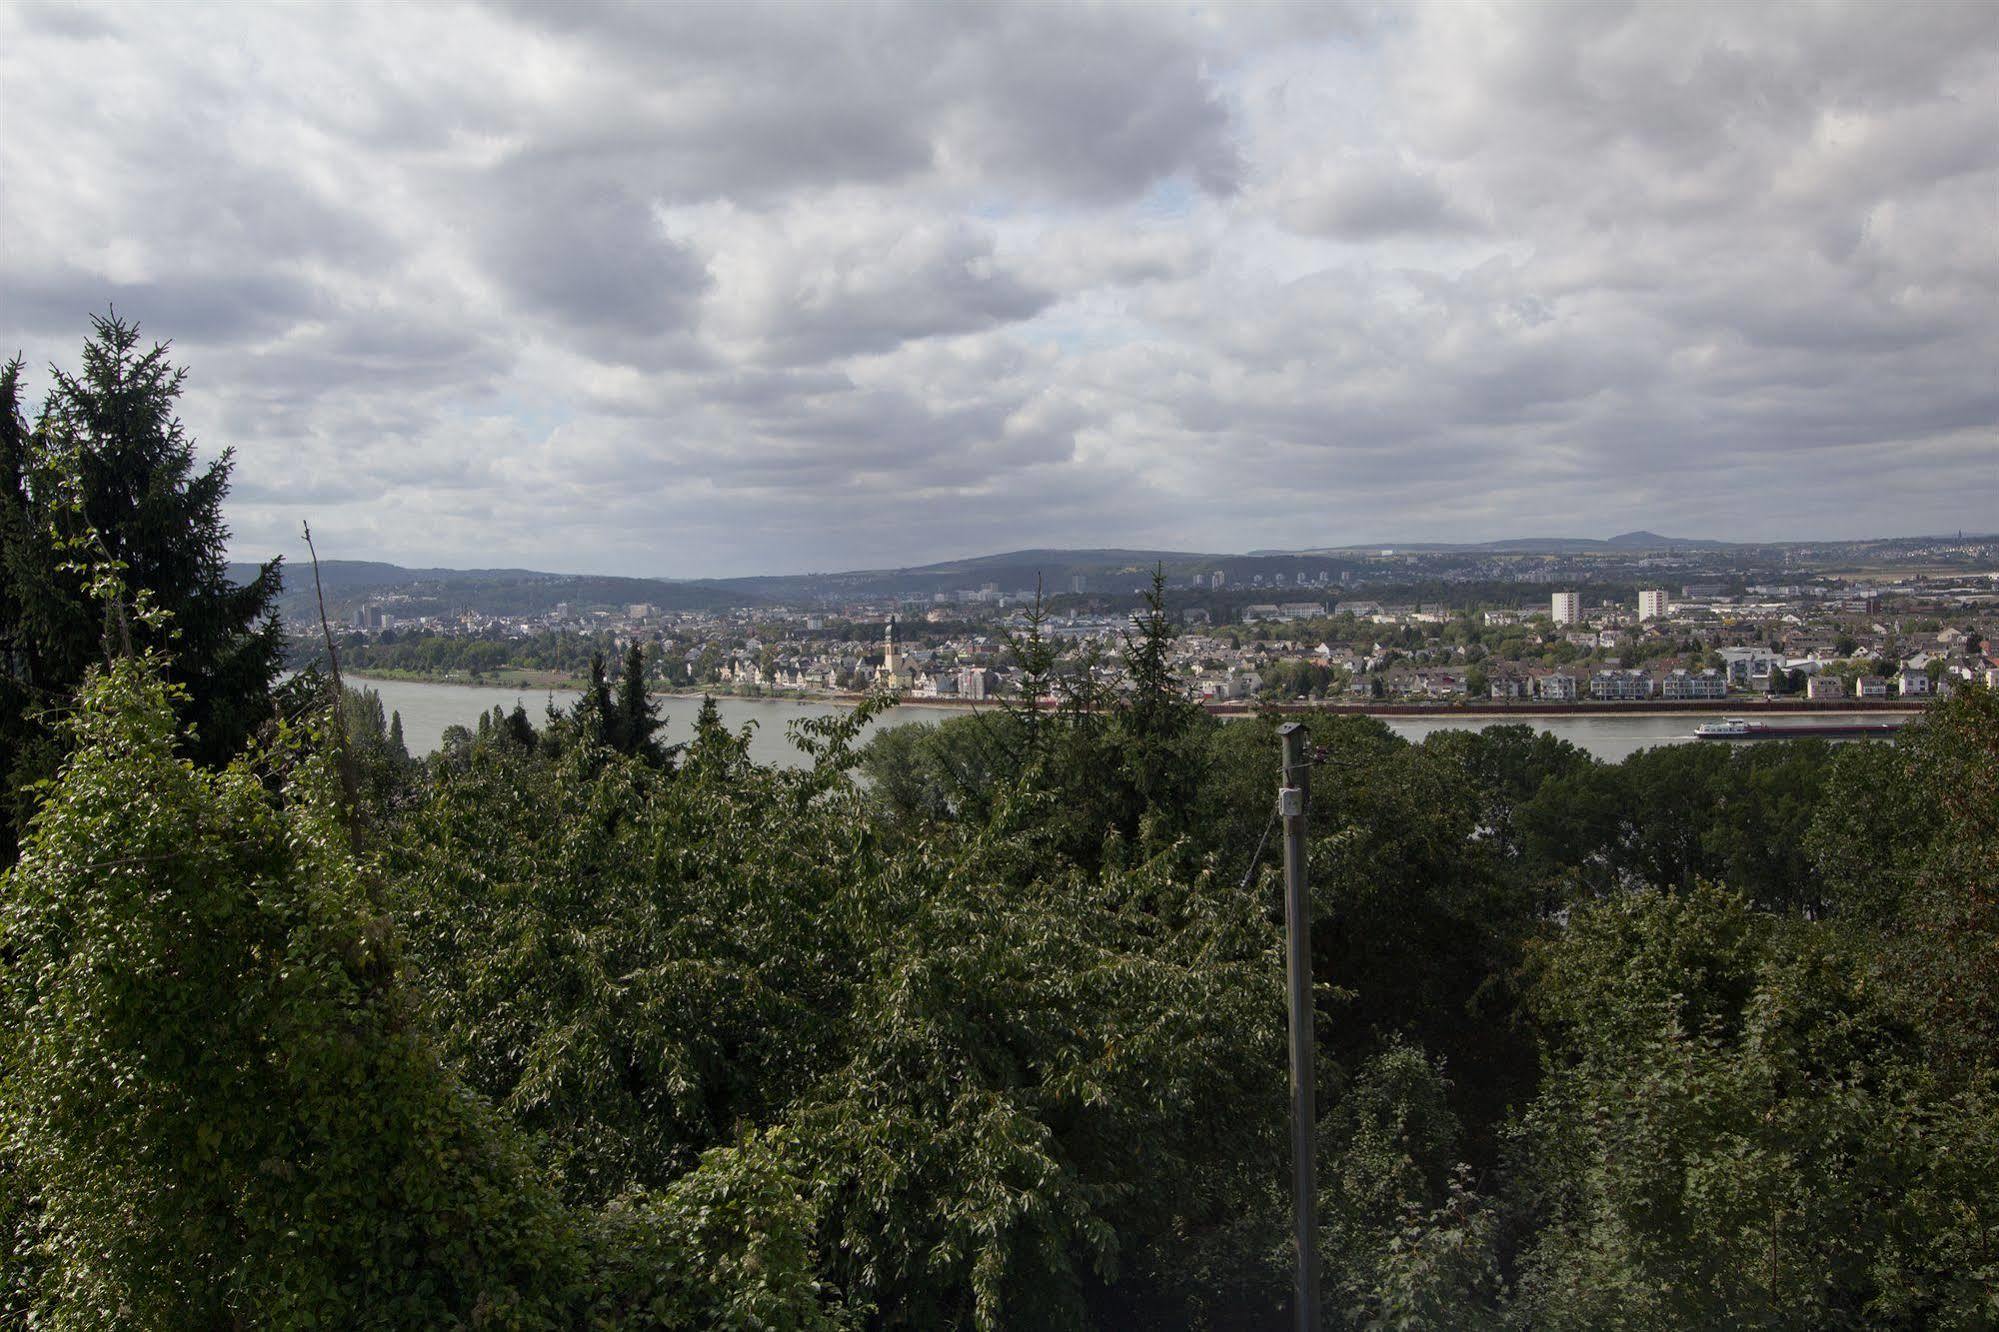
[0,315,280,855]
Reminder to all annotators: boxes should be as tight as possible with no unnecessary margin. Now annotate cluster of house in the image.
[1158,588,1999,703]
[712,617,1010,700]
[327,574,1999,710]
[597,602,1999,706]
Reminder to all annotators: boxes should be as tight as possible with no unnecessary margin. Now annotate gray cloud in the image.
[489,0,1237,203]
[0,0,1993,576]
[475,168,710,349]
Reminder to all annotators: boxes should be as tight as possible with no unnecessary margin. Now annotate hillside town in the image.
[324,549,1999,710]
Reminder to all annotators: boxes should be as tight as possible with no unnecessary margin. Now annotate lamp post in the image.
[1277,722,1319,1329]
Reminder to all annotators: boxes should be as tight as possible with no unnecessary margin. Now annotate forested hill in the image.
[226,558,763,619]
[708,548,1229,601]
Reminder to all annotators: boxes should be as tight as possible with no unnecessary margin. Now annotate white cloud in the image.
[1,0,1992,576]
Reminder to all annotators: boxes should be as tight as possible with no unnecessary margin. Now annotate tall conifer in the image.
[612,640,662,762]
[0,316,282,853]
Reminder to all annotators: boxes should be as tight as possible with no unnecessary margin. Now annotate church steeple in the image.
[883,615,897,677]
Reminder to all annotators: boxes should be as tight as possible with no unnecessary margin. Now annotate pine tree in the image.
[574,651,613,751]
[1111,564,1201,825]
[611,640,662,762]
[1119,564,1196,745]
[694,692,722,740]
[999,579,1058,761]
[504,702,536,750]
[686,692,747,773]
[0,358,48,849]
[386,710,406,760]
[0,316,282,852]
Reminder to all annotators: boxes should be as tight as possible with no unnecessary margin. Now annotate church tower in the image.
[883,615,898,678]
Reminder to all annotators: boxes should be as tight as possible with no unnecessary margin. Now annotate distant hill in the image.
[226,528,1976,621]
[713,548,1229,601]
[230,559,762,621]
[1605,530,1733,550]
[1277,532,1736,556]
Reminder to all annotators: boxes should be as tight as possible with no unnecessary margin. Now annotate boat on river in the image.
[1695,717,1906,741]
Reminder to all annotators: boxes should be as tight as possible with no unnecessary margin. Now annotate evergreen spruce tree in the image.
[504,702,536,749]
[685,692,750,774]
[0,316,281,853]
[0,359,48,848]
[611,640,662,762]
[576,651,613,750]
[998,579,1058,762]
[1113,565,1203,821]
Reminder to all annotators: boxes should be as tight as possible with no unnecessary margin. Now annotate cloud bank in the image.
[2,0,1993,575]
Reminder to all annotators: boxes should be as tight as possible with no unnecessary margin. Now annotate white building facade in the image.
[1591,669,1656,701]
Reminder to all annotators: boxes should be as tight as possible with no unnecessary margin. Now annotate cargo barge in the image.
[1694,717,1906,741]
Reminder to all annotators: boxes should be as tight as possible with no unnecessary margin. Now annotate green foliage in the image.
[1258,657,1343,700]
[586,1129,853,1331]
[609,640,665,761]
[1808,685,1999,1072]
[1511,737,1835,911]
[789,834,1286,1329]
[342,627,615,679]
[1319,1046,1501,1324]
[385,730,865,1207]
[1507,884,1996,1329]
[0,656,584,1328]
[385,688,1292,1326]
[0,318,282,856]
[858,711,1023,826]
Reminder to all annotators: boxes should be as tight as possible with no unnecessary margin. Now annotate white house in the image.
[1533,673,1579,702]
[1591,669,1655,702]
[1660,669,1728,700]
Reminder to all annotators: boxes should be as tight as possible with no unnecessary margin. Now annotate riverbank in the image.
[668,691,1922,722]
[352,675,1918,767]
[349,667,586,691]
[1201,698,1924,719]
[350,671,1924,724]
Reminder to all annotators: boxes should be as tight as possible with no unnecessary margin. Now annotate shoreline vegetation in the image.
[344,670,1922,720]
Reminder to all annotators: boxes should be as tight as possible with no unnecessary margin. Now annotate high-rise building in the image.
[1551,591,1580,625]
[1210,570,1226,589]
[1070,575,1087,594]
[1638,589,1668,621]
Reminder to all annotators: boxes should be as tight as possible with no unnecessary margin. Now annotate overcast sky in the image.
[2,1,1994,577]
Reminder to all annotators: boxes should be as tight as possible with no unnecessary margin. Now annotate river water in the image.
[351,678,954,769]
[352,677,1902,767]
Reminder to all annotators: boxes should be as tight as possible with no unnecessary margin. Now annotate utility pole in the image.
[1278,722,1320,1330]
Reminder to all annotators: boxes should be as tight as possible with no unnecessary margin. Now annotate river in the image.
[351,678,955,769]
[350,676,1903,767]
